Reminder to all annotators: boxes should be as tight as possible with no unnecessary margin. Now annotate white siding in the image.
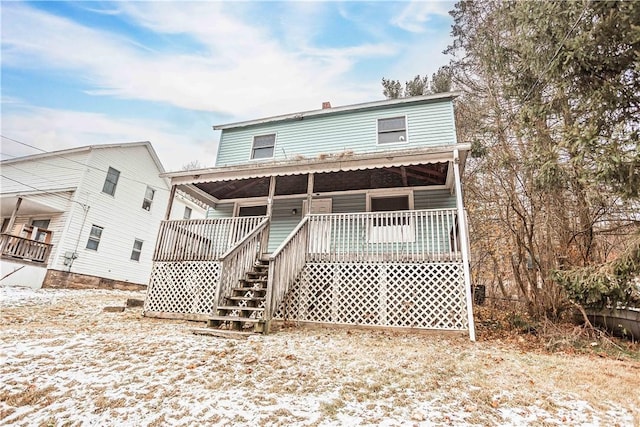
[0,152,89,193]
[169,195,207,220]
[53,145,169,285]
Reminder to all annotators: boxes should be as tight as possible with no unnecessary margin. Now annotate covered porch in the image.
[144,145,475,338]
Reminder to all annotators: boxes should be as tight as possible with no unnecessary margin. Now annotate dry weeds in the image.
[1,287,638,426]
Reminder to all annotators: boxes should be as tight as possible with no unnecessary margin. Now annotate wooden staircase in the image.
[206,258,269,334]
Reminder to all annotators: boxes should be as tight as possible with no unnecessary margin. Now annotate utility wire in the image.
[0,174,89,209]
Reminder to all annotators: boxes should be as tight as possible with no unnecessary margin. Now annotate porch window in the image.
[377,116,407,144]
[368,194,415,243]
[142,186,155,211]
[102,167,120,196]
[251,134,276,159]
[183,206,192,220]
[130,239,143,261]
[31,219,51,242]
[86,225,103,251]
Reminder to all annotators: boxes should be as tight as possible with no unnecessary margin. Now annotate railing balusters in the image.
[0,233,53,264]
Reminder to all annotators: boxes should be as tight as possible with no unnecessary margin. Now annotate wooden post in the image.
[261,176,276,256]
[6,197,22,234]
[453,150,476,341]
[306,173,314,214]
[164,185,177,220]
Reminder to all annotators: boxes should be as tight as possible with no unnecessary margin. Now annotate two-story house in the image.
[0,141,205,290]
[144,93,475,339]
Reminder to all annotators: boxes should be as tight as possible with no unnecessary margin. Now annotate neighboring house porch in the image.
[144,144,476,339]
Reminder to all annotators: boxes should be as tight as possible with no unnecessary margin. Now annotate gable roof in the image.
[213,92,461,131]
[0,141,165,174]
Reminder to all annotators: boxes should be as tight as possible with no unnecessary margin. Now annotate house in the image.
[144,93,476,340]
[0,141,204,290]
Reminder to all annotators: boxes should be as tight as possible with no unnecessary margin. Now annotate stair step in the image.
[242,278,267,283]
[217,306,264,312]
[233,287,267,293]
[208,315,262,323]
[247,271,268,277]
[192,328,254,339]
[227,296,265,302]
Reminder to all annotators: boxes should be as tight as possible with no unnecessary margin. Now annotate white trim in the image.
[233,199,268,217]
[249,133,277,161]
[365,189,414,212]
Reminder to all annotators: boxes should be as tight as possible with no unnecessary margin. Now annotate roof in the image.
[0,141,166,174]
[213,92,461,131]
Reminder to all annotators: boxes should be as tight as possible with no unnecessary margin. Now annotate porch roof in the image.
[168,143,469,206]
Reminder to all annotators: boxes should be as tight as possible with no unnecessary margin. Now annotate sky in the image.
[1,1,456,171]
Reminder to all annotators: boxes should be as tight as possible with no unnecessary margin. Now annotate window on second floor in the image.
[102,167,120,196]
[130,239,143,261]
[142,186,155,211]
[251,134,276,159]
[377,116,407,144]
[183,206,192,220]
[86,225,103,251]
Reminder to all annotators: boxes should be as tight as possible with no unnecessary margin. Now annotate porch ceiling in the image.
[0,195,67,217]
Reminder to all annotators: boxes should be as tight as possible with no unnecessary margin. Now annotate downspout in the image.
[453,149,476,341]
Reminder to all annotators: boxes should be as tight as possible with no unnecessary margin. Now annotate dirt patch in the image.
[1,287,638,426]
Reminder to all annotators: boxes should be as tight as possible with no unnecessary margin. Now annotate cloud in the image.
[1,103,215,171]
[391,1,453,33]
[1,3,395,119]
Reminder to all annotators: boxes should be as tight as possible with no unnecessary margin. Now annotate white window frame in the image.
[250,133,276,160]
[233,200,268,217]
[130,239,143,261]
[183,206,192,220]
[366,190,415,243]
[86,225,103,251]
[376,116,409,145]
[102,167,120,196]
[142,186,155,211]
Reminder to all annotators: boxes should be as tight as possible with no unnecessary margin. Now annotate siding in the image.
[268,199,304,252]
[414,189,456,210]
[53,146,169,285]
[216,101,456,166]
[0,152,89,193]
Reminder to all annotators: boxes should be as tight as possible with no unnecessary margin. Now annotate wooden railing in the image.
[0,233,53,264]
[265,217,310,323]
[153,216,266,262]
[214,218,270,313]
[306,208,462,262]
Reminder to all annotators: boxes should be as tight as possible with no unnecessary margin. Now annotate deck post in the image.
[261,176,277,255]
[453,150,476,341]
[164,185,177,220]
[6,197,22,234]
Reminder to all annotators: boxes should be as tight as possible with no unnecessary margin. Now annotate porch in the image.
[0,233,53,264]
[143,145,475,339]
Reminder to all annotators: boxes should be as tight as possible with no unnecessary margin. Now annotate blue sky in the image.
[1,1,455,171]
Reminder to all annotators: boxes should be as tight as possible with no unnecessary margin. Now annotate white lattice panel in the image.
[144,261,220,315]
[276,262,468,330]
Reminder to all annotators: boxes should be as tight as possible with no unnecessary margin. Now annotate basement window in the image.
[377,116,407,144]
[251,134,276,159]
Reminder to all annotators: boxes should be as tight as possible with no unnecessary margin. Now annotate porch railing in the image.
[0,233,53,264]
[265,217,310,323]
[306,208,462,262]
[153,216,266,262]
[214,218,270,313]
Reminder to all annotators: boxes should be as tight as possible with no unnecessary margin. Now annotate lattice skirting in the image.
[144,261,220,317]
[275,262,469,331]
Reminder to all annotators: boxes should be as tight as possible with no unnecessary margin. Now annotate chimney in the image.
[322,101,331,109]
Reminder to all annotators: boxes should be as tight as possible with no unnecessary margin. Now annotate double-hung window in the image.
[251,134,276,159]
[86,225,103,250]
[377,116,407,144]
[102,167,120,196]
[130,239,143,261]
[142,186,155,211]
[183,206,192,220]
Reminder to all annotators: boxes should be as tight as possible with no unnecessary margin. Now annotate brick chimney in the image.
[322,101,331,109]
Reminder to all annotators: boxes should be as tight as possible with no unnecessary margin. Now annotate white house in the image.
[145,93,476,339]
[0,141,204,289]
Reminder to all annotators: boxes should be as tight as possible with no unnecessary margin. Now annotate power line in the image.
[0,134,170,192]
[0,174,89,209]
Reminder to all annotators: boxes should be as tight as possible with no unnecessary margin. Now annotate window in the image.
[86,225,103,250]
[377,116,407,144]
[251,134,276,159]
[183,206,192,220]
[367,193,414,243]
[130,239,143,261]
[31,219,51,242]
[102,167,120,196]
[142,186,155,211]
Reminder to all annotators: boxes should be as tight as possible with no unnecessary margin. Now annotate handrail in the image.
[0,233,53,264]
[213,218,270,316]
[264,217,310,326]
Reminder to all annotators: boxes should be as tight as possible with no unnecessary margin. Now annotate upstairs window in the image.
[86,225,103,251]
[377,116,407,144]
[251,134,276,159]
[130,239,143,261]
[102,167,120,196]
[142,186,155,211]
[183,206,192,220]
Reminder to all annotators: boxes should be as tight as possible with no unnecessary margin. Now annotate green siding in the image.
[414,189,456,210]
[207,203,234,218]
[267,199,305,252]
[216,101,456,166]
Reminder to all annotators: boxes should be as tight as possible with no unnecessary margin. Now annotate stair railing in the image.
[264,216,310,329]
[214,218,270,315]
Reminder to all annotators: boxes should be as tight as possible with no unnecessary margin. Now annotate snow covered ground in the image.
[1,286,638,426]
